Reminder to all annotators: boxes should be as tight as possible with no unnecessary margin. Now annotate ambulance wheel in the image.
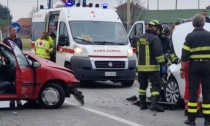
[39,83,65,109]
[121,80,134,87]
[164,78,181,105]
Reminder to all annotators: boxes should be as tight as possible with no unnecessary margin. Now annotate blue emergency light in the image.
[102,3,108,9]
[65,0,74,7]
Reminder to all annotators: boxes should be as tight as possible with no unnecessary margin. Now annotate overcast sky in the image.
[0,0,209,21]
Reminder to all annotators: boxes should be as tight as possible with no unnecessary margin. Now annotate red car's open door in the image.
[8,40,34,98]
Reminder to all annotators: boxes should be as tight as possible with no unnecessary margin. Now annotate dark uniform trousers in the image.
[188,59,210,121]
[138,72,161,106]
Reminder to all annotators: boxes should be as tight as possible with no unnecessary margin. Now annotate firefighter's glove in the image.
[161,65,167,74]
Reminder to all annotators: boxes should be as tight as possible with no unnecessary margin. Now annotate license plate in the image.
[105,72,116,76]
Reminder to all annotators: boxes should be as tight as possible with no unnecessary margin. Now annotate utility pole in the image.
[7,0,9,27]
[37,0,39,11]
[48,0,52,9]
[175,0,177,10]
[127,0,131,31]
[157,0,159,10]
[147,0,149,10]
[198,0,200,9]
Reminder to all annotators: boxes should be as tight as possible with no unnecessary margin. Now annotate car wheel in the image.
[39,83,65,109]
[121,80,134,87]
[164,78,181,105]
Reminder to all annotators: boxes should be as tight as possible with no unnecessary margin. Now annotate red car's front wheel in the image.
[39,83,65,109]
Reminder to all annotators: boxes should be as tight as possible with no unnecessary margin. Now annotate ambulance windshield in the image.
[69,21,128,45]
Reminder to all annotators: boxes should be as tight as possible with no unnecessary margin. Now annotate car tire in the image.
[39,83,65,109]
[121,80,134,87]
[164,78,181,106]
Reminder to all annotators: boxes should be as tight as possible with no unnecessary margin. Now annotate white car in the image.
[129,21,210,106]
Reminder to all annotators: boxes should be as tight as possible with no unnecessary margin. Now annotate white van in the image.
[31,3,145,87]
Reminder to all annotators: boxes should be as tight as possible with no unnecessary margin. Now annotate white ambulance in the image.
[31,3,145,86]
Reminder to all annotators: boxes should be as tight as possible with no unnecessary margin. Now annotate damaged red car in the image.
[0,41,84,109]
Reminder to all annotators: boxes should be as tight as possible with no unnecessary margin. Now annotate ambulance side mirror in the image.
[58,35,69,46]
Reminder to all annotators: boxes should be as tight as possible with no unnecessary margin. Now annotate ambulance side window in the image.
[129,23,144,39]
[129,23,144,47]
[48,14,59,34]
[58,22,69,46]
[31,22,44,41]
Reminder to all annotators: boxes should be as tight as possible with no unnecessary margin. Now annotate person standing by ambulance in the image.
[137,20,167,112]
[3,26,22,108]
[180,14,210,126]
[35,32,53,60]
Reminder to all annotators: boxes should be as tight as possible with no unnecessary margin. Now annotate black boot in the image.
[139,95,147,110]
[149,95,164,112]
[185,113,196,125]
[17,100,22,108]
[204,115,210,126]
[204,120,210,126]
[9,100,15,109]
[184,120,196,125]
[126,95,137,102]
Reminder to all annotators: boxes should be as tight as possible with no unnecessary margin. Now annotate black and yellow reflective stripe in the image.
[155,55,165,63]
[188,102,197,113]
[170,54,178,62]
[190,46,210,53]
[170,54,176,58]
[202,104,210,108]
[183,45,190,51]
[149,20,160,25]
[138,89,146,95]
[138,65,160,71]
[145,45,149,65]
[190,54,210,59]
[137,41,140,64]
[151,91,159,96]
[202,104,210,114]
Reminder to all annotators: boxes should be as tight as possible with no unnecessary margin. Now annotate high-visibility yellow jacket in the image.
[48,36,54,48]
[35,39,53,59]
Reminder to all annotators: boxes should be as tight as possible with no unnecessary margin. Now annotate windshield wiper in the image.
[93,41,125,45]
[73,37,93,43]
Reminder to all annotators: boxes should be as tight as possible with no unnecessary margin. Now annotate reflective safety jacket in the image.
[35,39,53,59]
[181,28,210,61]
[48,36,54,48]
[159,36,179,63]
[137,29,166,72]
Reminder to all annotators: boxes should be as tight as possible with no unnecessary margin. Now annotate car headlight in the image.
[127,48,134,57]
[73,45,88,57]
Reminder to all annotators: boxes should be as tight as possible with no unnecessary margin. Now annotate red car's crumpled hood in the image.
[24,51,73,73]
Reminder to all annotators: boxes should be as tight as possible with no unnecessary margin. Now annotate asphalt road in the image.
[0,80,205,126]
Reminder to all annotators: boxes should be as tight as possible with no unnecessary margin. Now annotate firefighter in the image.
[180,14,210,125]
[35,32,53,60]
[137,20,167,112]
[159,24,179,64]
